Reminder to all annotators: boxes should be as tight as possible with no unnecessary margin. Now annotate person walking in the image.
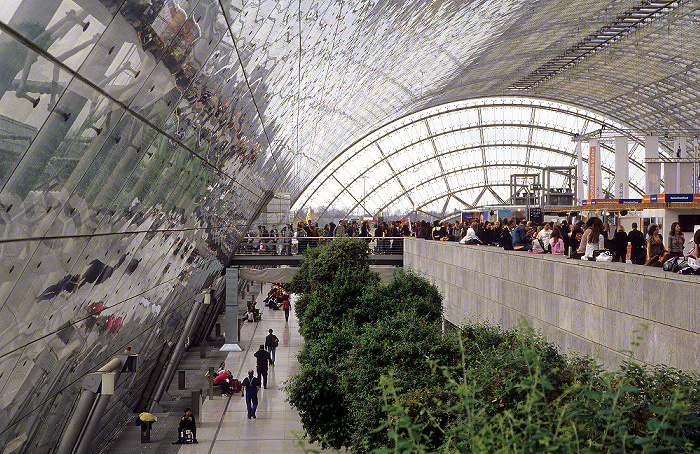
[265,329,279,366]
[254,344,271,388]
[282,295,291,322]
[241,370,260,419]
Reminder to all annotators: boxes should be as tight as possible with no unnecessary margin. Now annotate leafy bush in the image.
[378,324,700,453]
[286,238,448,452]
[287,237,700,453]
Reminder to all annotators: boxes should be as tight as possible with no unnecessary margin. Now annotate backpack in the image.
[273,336,279,348]
[662,257,676,271]
[672,257,690,273]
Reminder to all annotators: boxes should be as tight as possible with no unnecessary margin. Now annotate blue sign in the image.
[650,194,658,203]
[498,210,512,219]
[665,193,694,202]
[619,198,642,204]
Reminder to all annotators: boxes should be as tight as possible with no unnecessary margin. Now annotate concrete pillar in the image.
[587,139,601,199]
[576,141,583,203]
[225,267,240,345]
[694,139,700,194]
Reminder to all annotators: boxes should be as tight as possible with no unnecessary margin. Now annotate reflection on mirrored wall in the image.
[0,0,274,451]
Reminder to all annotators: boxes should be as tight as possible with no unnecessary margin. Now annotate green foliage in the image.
[290,237,373,295]
[288,239,700,453]
[378,323,700,453]
[286,239,448,453]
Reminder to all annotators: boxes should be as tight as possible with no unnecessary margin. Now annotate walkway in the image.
[103,289,334,453]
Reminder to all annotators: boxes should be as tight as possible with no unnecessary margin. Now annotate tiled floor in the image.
[104,288,338,454]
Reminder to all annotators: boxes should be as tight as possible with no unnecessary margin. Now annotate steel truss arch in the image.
[341,159,644,221]
[293,97,650,222]
[292,97,650,214]
[324,143,579,222]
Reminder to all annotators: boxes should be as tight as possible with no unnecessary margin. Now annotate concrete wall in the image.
[404,238,700,371]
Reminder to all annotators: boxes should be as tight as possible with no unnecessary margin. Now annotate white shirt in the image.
[583,234,605,258]
[459,228,478,243]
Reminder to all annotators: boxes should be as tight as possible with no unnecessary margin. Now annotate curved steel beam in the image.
[295,122,597,219]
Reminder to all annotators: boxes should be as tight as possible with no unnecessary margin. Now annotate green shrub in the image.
[377,324,700,453]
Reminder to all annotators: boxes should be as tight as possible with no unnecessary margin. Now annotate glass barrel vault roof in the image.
[292,97,648,219]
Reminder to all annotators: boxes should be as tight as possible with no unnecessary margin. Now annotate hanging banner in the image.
[588,139,601,200]
[614,136,628,199]
[695,139,699,194]
[576,141,583,203]
[645,136,661,195]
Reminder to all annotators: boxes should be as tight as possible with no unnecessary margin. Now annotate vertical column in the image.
[588,139,601,199]
[614,136,629,199]
[224,267,239,346]
[645,136,661,195]
[576,141,583,203]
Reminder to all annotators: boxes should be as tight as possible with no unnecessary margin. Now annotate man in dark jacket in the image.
[628,222,646,265]
[612,226,628,263]
[512,220,532,251]
[254,344,271,388]
[265,329,278,366]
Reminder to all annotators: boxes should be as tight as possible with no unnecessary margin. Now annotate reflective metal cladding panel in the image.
[0,0,271,451]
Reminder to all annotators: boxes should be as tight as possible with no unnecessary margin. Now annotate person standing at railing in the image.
[334,220,348,237]
[628,222,646,265]
[297,222,308,253]
[374,223,384,254]
[611,225,628,263]
[280,224,293,255]
[270,224,279,254]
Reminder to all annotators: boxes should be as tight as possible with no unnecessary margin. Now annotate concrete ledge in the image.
[405,238,700,372]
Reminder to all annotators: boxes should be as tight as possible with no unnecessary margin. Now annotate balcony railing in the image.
[235,236,407,255]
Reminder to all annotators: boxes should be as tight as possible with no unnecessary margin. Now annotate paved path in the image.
[176,294,320,454]
[104,289,337,453]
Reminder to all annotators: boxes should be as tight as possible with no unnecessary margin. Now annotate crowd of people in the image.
[431,217,700,268]
[263,284,292,321]
[242,217,700,269]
